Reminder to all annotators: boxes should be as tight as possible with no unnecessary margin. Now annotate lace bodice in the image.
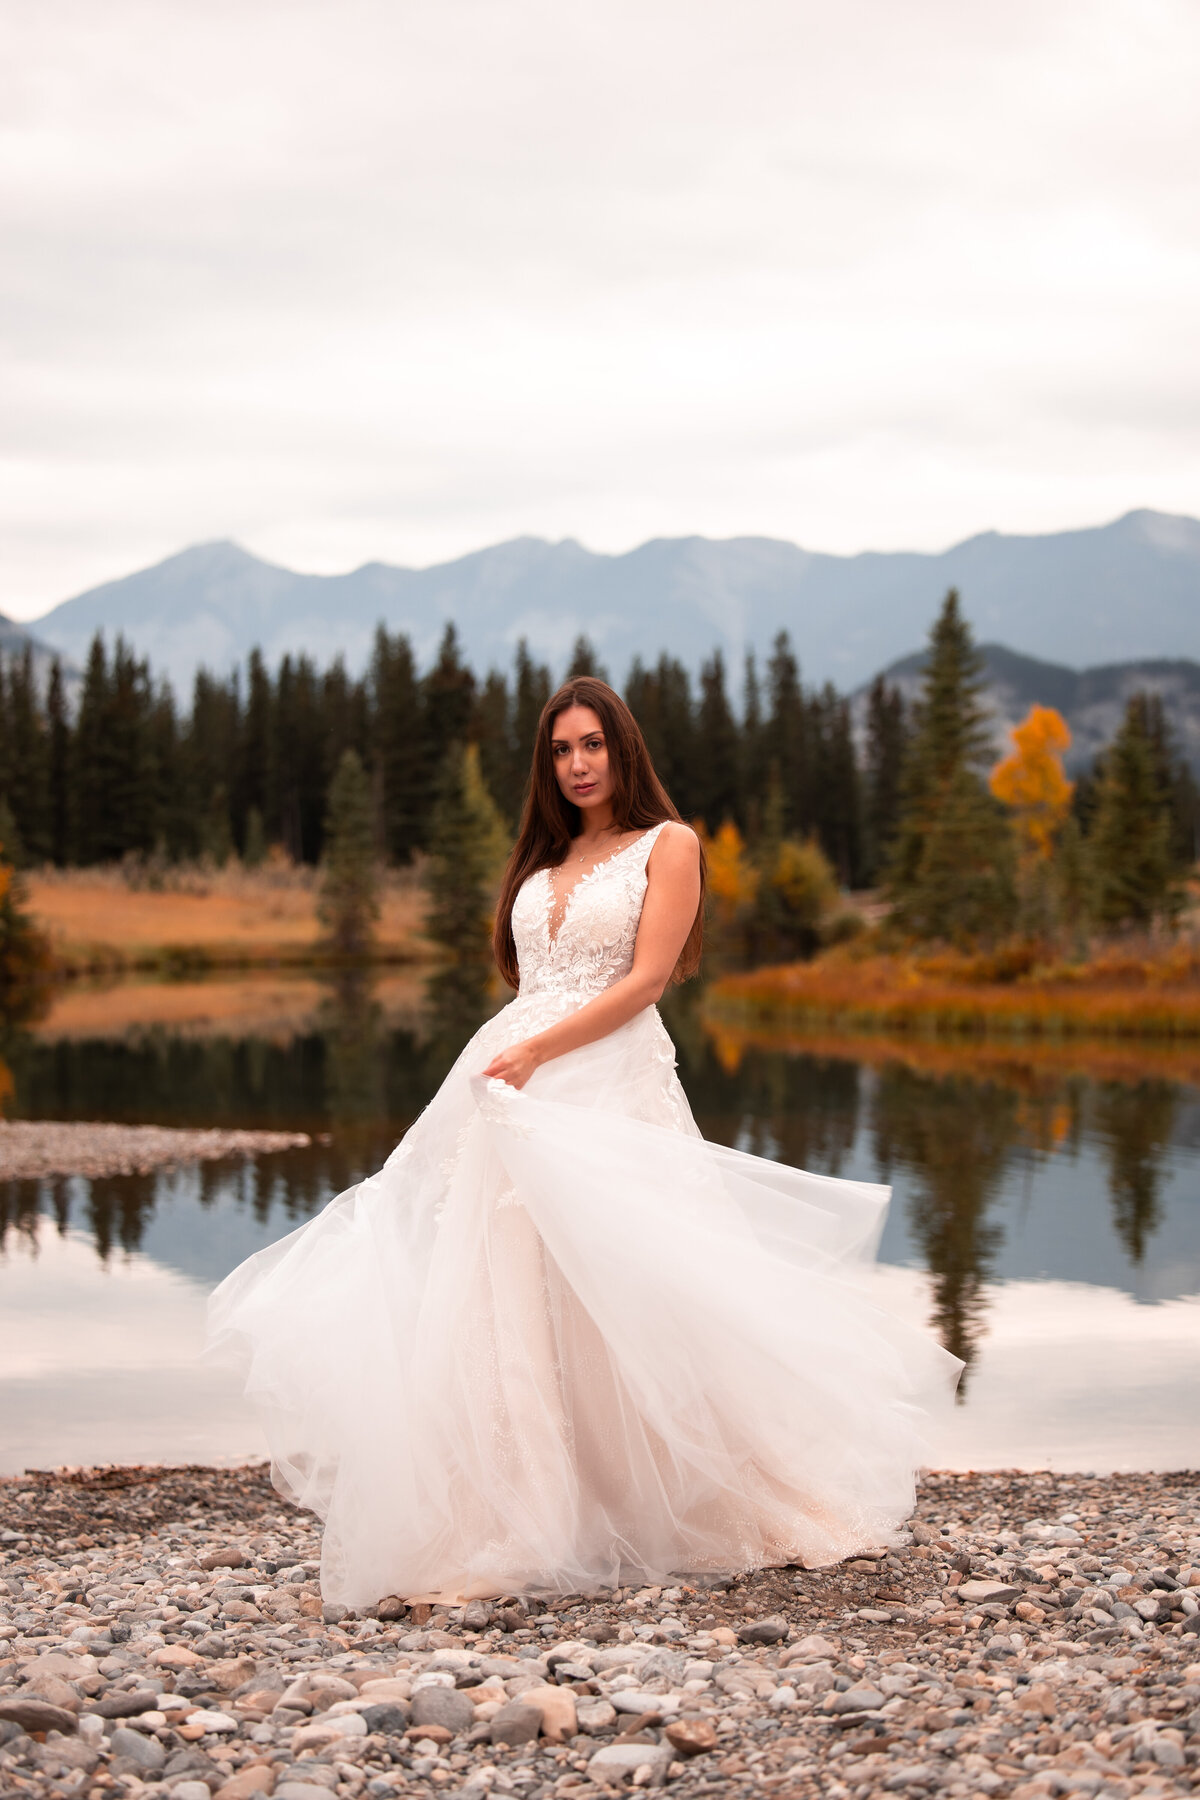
[511,823,667,1004]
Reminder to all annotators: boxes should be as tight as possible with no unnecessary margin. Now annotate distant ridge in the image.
[0,611,78,691]
[26,509,1200,698]
[856,644,1200,775]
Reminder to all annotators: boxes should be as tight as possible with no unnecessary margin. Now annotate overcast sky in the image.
[4,0,1199,620]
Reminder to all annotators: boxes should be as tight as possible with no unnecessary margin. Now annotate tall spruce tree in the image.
[566,635,608,683]
[422,625,476,781]
[371,628,426,862]
[886,591,1015,943]
[765,632,808,836]
[73,635,159,863]
[626,655,691,813]
[425,742,509,962]
[739,653,768,838]
[693,651,740,831]
[274,654,325,862]
[318,748,379,958]
[475,669,517,823]
[240,648,273,851]
[863,676,907,884]
[809,684,861,885]
[46,658,71,865]
[513,640,551,774]
[1131,691,1199,872]
[5,647,51,863]
[1089,695,1180,930]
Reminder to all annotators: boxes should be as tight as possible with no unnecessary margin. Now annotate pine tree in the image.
[566,635,608,683]
[321,655,370,798]
[5,647,50,863]
[422,625,476,784]
[242,806,267,868]
[183,669,238,861]
[371,628,427,862]
[474,669,516,822]
[693,651,740,831]
[425,742,509,962]
[318,749,380,958]
[886,592,1016,944]
[765,632,808,835]
[147,686,185,859]
[274,654,325,862]
[46,658,71,866]
[629,654,696,818]
[739,653,768,840]
[512,640,551,776]
[73,635,116,863]
[240,648,273,849]
[863,676,907,883]
[1089,695,1180,931]
[810,684,861,885]
[1133,692,1198,871]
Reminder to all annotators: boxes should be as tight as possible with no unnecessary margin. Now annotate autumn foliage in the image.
[989,705,1074,860]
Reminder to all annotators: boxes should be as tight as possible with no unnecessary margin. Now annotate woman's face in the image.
[550,704,614,814]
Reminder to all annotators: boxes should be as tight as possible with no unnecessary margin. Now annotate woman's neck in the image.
[575,804,618,843]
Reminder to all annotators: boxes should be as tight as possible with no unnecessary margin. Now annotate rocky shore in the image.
[0,1124,311,1182]
[1,1463,1198,1800]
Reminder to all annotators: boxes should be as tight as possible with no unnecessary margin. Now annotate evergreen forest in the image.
[0,598,1195,962]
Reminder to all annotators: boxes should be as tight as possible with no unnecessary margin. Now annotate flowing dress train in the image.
[206,824,962,1605]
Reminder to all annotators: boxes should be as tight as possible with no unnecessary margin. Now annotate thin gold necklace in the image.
[575,825,624,865]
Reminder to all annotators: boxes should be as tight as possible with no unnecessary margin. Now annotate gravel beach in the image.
[1,1463,1198,1800]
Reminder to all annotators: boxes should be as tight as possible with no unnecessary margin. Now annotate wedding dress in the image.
[207,824,962,1606]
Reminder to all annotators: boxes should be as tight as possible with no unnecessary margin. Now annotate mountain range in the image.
[13,506,1200,698]
[4,506,1200,767]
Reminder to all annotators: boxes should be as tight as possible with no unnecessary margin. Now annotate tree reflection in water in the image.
[0,989,1190,1369]
[871,1066,1015,1386]
[1092,1079,1178,1264]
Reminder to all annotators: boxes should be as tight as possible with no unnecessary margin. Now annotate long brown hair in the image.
[492,676,705,989]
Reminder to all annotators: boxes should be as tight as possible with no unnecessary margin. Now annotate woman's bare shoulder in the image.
[647,820,700,866]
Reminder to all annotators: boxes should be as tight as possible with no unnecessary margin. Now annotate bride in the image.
[207,677,962,1606]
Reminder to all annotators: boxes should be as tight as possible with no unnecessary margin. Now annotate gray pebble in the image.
[409,1683,476,1733]
[108,1725,166,1770]
[489,1699,542,1745]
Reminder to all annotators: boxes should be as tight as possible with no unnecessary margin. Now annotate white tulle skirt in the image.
[206,998,962,1606]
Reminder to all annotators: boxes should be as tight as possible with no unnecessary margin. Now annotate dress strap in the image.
[634,821,668,865]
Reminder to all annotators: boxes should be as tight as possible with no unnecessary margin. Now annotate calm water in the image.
[1,971,1198,1475]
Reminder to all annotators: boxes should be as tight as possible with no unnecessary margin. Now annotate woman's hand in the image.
[480,1038,542,1090]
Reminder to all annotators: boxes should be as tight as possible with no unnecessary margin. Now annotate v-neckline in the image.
[544,826,661,955]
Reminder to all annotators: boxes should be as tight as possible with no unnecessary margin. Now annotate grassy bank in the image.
[25,861,432,976]
[705,941,1200,1040]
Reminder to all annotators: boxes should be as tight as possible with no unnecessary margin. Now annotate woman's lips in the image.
[573,782,596,795]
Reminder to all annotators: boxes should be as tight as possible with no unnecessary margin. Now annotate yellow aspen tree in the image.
[989,705,1074,860]
[698,820,759,937]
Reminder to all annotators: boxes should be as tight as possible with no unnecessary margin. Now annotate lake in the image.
[2,970,1198,1475]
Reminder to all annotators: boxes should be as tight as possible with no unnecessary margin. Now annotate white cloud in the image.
[3,0,1199,617]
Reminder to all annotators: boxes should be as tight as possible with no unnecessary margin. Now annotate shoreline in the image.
[0,1122,313,1182]
[707,946,1200,1041]
[1,1462,1197,1798]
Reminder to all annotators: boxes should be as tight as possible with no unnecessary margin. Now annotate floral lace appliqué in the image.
[510,823,666,1006]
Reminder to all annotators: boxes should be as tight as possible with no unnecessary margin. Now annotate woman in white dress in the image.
[207,677,962,1607]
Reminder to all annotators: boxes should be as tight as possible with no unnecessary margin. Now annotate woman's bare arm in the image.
[479,822,701,1089]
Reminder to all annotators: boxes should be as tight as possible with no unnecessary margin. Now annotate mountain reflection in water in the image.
[1,974,1198,1432]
